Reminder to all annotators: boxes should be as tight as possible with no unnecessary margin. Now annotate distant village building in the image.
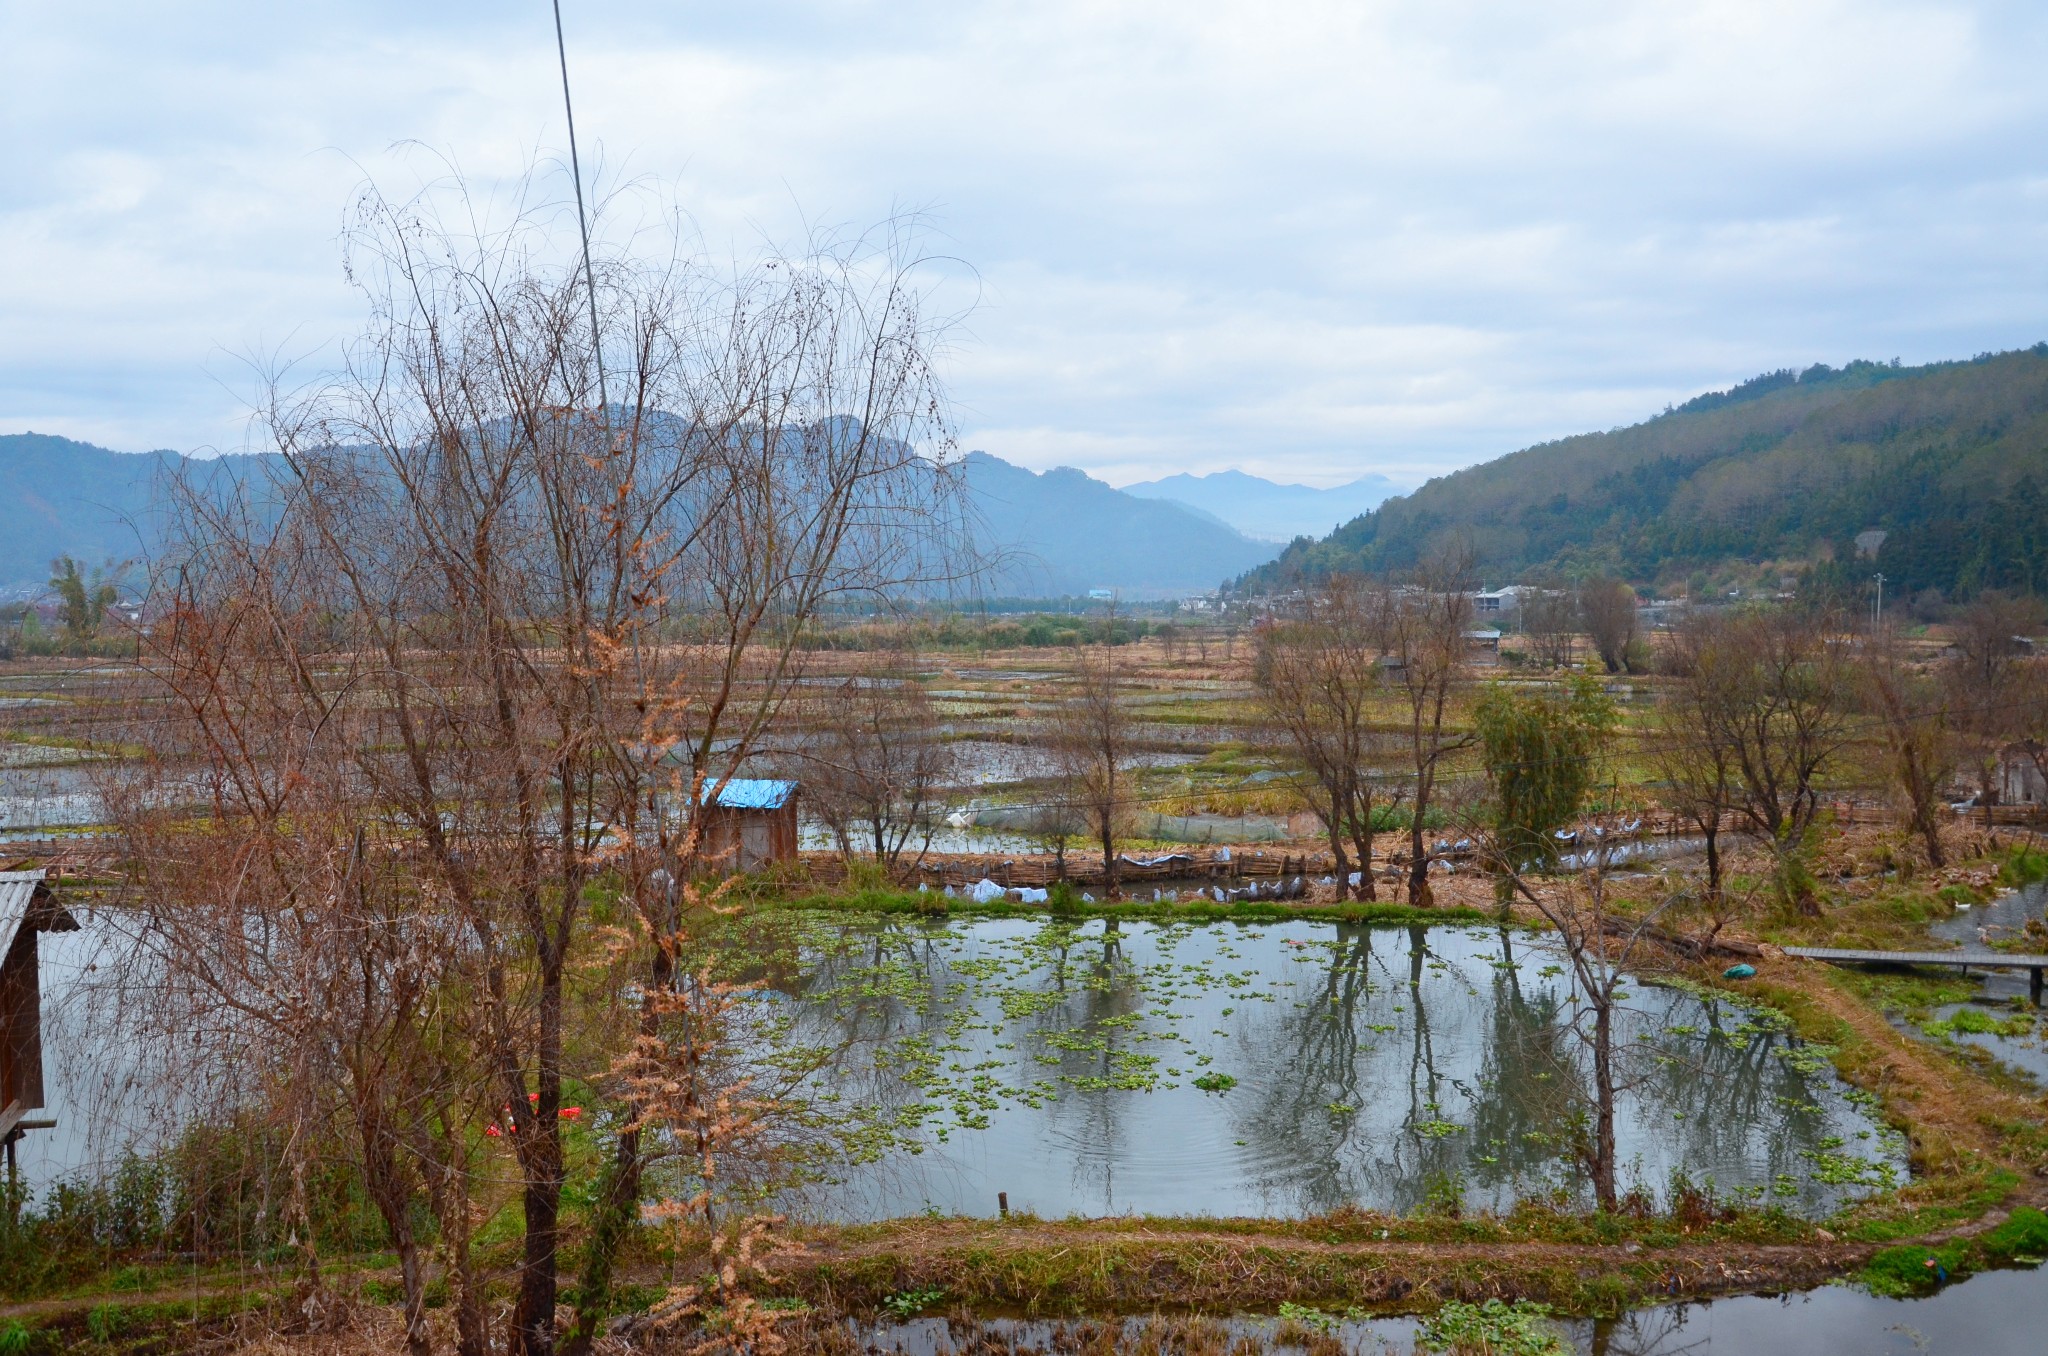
[1468,587,1522,615]
[1637,598,1688,630]
[1999,744,2047,808]
[698,779,800,872]
[1943,636,2036,663]
[1,870,77,1153]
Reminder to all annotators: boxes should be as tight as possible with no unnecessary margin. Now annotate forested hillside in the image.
[1238,346,2048,602]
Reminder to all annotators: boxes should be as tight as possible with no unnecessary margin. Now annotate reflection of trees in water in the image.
[773,919,975,1136]
[1228,924,1506,1215]
[1049,918,1144,1210]
[1585,1303,1713,1356]
[1226,923,1382,1213]
[1619,991,1852,1210]
[763,919,1890,1219]
[1393,925,1465,1212]
[1464,926,1579,1204]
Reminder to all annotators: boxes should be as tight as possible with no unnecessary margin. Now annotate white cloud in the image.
[4,0,2047,481]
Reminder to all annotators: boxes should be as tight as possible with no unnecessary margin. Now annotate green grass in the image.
[1861,1206,2048,1295]
[1999,843,2048,889]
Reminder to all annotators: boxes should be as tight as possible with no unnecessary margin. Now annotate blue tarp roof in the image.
[700,778,796,810]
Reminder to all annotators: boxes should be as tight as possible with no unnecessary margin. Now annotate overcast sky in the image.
[6,1,2048,487]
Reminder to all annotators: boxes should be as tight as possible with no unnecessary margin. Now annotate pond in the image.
[741,917,1902,1222]
[849,1262,2048,1354]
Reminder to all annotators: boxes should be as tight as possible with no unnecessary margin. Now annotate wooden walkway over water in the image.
[1784,946,2048,1004]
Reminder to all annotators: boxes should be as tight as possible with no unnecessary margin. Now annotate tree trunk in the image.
[1904,752,1946,869]
[1344,782,1377,902]
[1592,1000,1617,1212]
[1915,802,1946,869]
[563,936,676,1356]
[356,1102,430,1356]
[512,976,566,1356]
[1407,795,1433,907]
[1702,822,1721,901]
[415,1113,486,1356]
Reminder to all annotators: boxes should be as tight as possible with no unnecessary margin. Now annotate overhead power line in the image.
[550,0,608,416]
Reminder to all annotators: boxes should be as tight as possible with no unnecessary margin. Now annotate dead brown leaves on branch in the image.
[618,949,805,1355]
[104,168,976,1356]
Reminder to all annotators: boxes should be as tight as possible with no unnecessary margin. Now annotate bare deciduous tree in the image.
[118,174,972,1356]
[1048,624,1133,898]
[1859,627,1955,868]
[1520,582,1579,670]
[1579,575,1641,674]
[1944,591,2040,803]
[793,661,955,872]
[1383,547,1477,906]
[1255,576,1396,900]
[1669,608,1850,914]
[1507,868,1673,1212]
[1656,625,1737,903]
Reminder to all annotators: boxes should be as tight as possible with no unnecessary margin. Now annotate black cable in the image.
[551,0,609,417]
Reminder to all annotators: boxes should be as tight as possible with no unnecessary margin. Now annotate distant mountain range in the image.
[961,452,1278,597]
[0,433,276,598]
[1238,345,2048,602]
[0,433,1279,601]
[1121,469,1404,542]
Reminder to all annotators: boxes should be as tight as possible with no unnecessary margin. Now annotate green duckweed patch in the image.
[1418,1298,1569,1355]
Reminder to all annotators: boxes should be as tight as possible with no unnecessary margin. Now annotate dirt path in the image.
[776,1215,1885,1314]
[1761,950,2048,1178]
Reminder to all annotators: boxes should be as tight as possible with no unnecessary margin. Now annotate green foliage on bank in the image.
[1861,1206,2048,1295]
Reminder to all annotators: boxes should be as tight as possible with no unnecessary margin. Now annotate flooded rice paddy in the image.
[736,916,1902,1222]
[1898,881,2048,1080]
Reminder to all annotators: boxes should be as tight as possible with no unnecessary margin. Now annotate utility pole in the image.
[1872,573,1886,632]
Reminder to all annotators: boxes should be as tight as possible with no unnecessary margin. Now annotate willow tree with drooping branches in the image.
[1474,673,1616,913]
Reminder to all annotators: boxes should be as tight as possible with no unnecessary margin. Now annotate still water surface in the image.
[752,917,1900,1221]
[854,1263,2048,1354]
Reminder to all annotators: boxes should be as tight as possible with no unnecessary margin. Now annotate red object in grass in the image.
[485,1125,502,1137]
[560,1107,582,1120]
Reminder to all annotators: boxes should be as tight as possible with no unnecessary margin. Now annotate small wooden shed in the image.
[2,869,78,1148]
[698,779,800,873]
